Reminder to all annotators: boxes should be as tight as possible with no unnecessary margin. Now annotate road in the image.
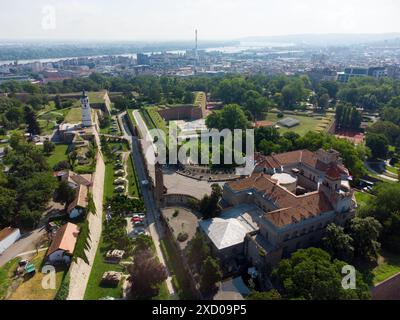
[364,161,398,182]
[118,111,176,297]
[0,228,47,267]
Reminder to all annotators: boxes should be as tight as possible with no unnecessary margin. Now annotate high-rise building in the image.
[137,53,150,65]
[80,90,93,127]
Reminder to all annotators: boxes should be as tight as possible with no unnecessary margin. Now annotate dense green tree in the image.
[0,186,17,227]
[323,224,354,262]
[43,140,55,154]
[366,132,389,159]
[128,249,168,299]
[54,180,75,207]
[360,183,400,253]
[272,248,371,300]
[368,120,400,145]
[199,184,222,219]
[349,217,382,263]
[186,232,210,267]
[318,93,330,110]
[200,256,222,293]
[24,105,41,135]
[104,215,133,253]
[206,104,249,131]
[246,290,281,300]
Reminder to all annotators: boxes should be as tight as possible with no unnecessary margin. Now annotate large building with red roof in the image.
[202,148,356,281]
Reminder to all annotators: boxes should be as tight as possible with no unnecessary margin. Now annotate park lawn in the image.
[64,107,82,123]
[38,119,56,135]
[126,155,140,198]
[46,144,69,168]
[264,112,331,136]
[83,234,124,300]
[41,101,56,113]
[0,258,19,300]
[8,251,66,300]
[160,238,195,299]
[372,250,400,285]
[87,91,106,104]
[386,165,399,175]
[354,191,374,210]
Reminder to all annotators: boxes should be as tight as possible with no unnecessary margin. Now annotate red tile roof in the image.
[47,223,79,256]
[227,173,334,228]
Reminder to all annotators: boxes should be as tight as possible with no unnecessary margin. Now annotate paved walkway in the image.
[67,128,105,300]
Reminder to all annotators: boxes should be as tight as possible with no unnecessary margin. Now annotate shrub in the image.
[173,209,179,217]
[177,232,189,242]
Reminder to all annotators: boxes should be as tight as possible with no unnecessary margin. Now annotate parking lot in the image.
[125,214,148,238]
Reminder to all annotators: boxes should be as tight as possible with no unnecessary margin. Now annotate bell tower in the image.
[80,90,93,127]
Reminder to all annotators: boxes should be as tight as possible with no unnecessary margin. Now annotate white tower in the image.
[80,90,93,127]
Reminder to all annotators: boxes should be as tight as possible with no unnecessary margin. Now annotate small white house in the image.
[67,184,88,219]
[0,227,21,254]
[47,223,79,264]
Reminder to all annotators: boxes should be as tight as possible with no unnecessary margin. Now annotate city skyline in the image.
[0,0,399,41]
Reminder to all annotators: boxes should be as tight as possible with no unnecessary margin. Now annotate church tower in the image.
[80,90,93,127]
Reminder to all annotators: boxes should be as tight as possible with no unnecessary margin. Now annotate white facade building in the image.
[0,227,21,254]
[80,90,93,127]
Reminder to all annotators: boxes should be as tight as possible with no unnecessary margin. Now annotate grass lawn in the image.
[0,258,19,300]
[263,112,333,136]
[128,109,138,127]
[354,191,374,210]
[64,107,82,123]
[38,119,56,135]
[83,234,124,300]
[160,238,195,299]
[7,251,66,300]
[386,165,399,175]
[371,250,400,285]
[41,101,56,114]
[126,155,140,198]
[46,144,69,168]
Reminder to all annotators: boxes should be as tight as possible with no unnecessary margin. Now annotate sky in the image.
[0,0,399,41]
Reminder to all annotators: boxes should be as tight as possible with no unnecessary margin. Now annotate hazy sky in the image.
[0,0,399,41]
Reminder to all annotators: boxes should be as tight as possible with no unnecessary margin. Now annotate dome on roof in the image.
[271,173,297,193]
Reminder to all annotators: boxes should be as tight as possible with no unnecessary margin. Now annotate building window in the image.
[284,234,289,241]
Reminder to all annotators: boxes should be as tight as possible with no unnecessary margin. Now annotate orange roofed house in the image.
[54,170,92,219]
[200,148,356,283]
[47,223,79,265]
